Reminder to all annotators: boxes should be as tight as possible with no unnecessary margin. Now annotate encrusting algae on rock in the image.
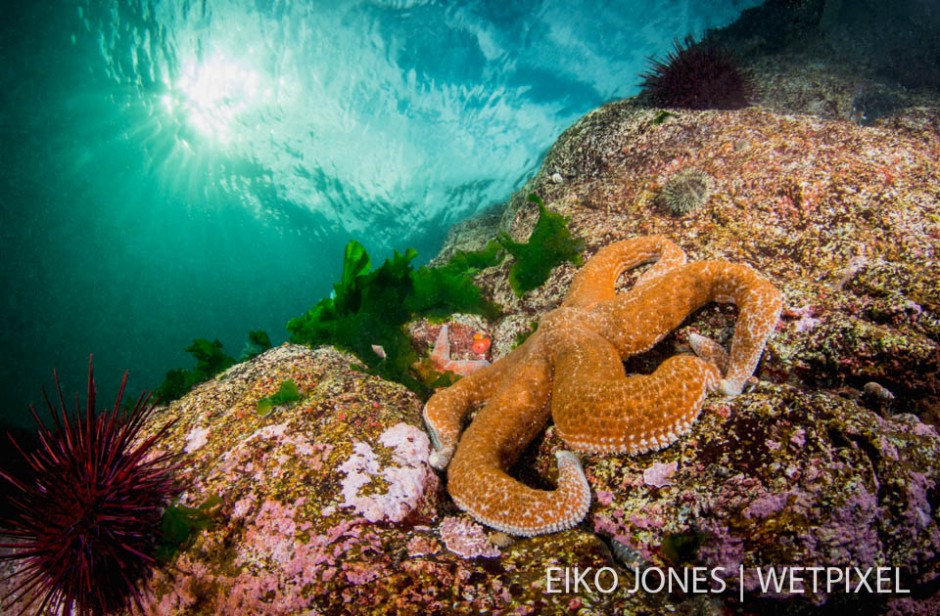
[5,27,933,613]
[100,343,653,614]
[109,96,939,612]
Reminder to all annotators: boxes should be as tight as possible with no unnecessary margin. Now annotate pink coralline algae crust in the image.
[184,425,211,453]
[337,423,431,523]
[133,345,444,614]
[643,461,678,488]
[439,517,501,559]
[744,491,791,520]
[406,532,442,557]
[587,384,940,608]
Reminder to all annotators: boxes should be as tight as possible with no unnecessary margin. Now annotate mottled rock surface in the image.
[3,5,932,611]
[126,93,940,614]
[132,345,626,614]
[483,103,940,423]
[427,91,940,613]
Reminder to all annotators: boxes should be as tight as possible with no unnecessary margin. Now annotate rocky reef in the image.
[5,3,937,612]
[118,92,940,613]
[130,344,621,614]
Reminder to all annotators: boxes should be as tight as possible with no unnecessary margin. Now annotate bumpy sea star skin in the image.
[423,236,782,537]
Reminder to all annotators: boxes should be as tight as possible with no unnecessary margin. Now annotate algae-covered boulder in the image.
[583,384,940,612]
[137,344,940,614]
[479,102,940,423]
[428,92,940,613]
[133,99,940,615]
[134,345,630,614]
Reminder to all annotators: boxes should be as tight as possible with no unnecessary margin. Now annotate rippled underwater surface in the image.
[0,0,762,425]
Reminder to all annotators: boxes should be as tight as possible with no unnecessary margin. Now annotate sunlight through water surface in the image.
[0,0,762,424]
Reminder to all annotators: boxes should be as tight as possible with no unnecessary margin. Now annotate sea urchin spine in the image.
[639,36,754,110]
[0,358,178,615]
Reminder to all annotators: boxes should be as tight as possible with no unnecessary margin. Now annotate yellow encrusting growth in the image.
[423,236,782,537]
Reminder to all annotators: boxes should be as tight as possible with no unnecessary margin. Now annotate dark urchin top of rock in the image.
[639,37,754,110]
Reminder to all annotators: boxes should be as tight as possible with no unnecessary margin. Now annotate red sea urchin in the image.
[639,36,754,110]
[0,358,178,615]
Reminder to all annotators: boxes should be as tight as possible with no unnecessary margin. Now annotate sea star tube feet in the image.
[423,236,782,536]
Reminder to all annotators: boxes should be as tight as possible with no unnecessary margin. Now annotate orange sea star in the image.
[423,236,782,536]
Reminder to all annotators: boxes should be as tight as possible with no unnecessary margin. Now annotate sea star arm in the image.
[688,332,730,374]
[593,261,782,394]
[687,262,783,394]
[423,348,522,470]
[445,355,592,537]
[562,236,686,309]
[430,324,453,364]
[550,326,720,454]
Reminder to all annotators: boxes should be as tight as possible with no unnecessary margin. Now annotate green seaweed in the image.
[407,266,501,320]
[498,194,584,296]
[256,378,302,417]
[333,239,373,315]
[186,338,236,376]
[513,321,539,349]
[408,240,503,319]
[240,329,273,361]
[443,239,505,274]
[154,369,188,403]
[155,338,236,402]
[156,495,221,564]
[287,239,502,395]
[156,329,274,403]
[287,243,422,391]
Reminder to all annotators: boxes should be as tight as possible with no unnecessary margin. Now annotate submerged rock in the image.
[417,83,939,611]
[586,383,940,610]
[123,93,940,613]
[132,345,630,614]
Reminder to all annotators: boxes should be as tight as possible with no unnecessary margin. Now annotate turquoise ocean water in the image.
[0,0,762,427]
